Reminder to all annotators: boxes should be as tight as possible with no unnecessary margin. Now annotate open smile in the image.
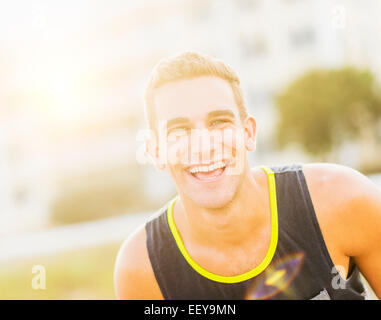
[185,161,228,183]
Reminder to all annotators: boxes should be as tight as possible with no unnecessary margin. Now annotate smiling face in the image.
[149,76,256,209]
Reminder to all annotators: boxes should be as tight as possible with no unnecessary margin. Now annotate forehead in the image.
[153,76,239,123]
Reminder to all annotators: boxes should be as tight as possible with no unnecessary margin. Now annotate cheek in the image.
[221,127,244,151]
[222,128,247,174]
[166,136,190,166]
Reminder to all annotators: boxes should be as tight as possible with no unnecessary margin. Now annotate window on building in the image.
[14,186,28,206]
[289,27,316,48]
[236,0,261,10]
[241,34,268,58]
[190,1,212,23]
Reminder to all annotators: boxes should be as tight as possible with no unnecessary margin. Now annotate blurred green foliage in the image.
[0,243,121,299]
[50,164,151,225]
[275,67,381,168]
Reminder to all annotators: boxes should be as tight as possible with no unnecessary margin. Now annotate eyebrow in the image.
[166,109,236,130]
[206,109,236,121]
[166,117,191,130]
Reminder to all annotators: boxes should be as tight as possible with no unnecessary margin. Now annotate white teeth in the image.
[188,161,226,174]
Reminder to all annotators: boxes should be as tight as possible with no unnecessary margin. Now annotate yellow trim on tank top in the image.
[166,165,279,283]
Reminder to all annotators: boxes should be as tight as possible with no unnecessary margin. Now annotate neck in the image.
[175,166,270,250]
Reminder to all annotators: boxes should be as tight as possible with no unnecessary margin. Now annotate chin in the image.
[185,188,236,209]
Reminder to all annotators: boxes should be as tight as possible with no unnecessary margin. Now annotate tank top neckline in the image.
[165,165,279,283]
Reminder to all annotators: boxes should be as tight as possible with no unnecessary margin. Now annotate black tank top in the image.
[145,164,367,300]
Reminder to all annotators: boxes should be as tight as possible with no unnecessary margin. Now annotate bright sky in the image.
[0,1,134,118]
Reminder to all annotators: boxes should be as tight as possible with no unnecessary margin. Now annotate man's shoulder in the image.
[300,162,378,217]
[117,224,148,266]
[302,162,371,198]
[114,224,148,287]
[302,162,381,256]
[114,223,164,299]
[257,162,371,213]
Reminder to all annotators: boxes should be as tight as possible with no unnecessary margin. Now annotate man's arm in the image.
[114,224,164,300]
[342,172,381,299]
[305,163,381,298]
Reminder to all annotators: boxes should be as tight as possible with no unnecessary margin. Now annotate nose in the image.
[188,128,222,165]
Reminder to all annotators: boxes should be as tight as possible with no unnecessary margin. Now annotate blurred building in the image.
[0,0,380,234]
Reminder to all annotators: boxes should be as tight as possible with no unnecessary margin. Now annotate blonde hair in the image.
[144,51,248,130]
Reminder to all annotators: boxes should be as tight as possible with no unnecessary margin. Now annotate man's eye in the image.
[210,119,228,127]
[167,127,189,137]
[170,127,188,133]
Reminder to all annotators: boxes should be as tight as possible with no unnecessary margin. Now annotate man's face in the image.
[150,76,256,209]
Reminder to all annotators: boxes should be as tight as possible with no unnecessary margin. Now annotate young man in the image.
[114,52,381,300]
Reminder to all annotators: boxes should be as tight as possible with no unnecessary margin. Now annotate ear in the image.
[145,136,166,171]
[243,115,257,152]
